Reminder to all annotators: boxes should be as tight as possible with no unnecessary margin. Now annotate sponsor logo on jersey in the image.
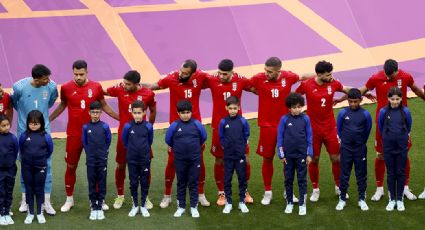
[345,116,350,120]
[88,130,92,133]
[397,79,402,88]
[327,86,332,95]
[137,96,143,101]
[26,137,31,141]
[232,82,237,91]
[288,123,293,126]
[193,79,197,88]
[130,130,135,134]
[178,128,182,132]
[281,79,286,87]
[225,124,230,128]
[42,91,48,99]
[88,89,93,98]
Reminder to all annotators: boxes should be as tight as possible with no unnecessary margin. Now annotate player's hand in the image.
[333,97,345,106]
[306,156,312,165]
[281,158,287,164]
[376,152,384,160]
[364,92,376,102]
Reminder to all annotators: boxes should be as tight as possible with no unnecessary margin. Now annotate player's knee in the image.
[214,157,223,165]
[376,152,384,160]
[67,163,77,170]
[312,156,320,163]
[330,154,340,163]
[117,163,126,170]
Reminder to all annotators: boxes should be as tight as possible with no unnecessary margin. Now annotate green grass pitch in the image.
[7,98,425,229]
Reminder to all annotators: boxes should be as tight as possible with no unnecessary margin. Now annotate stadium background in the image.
[0,0,425,229]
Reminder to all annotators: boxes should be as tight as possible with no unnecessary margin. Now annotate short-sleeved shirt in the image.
[107,83,156,131]
[296,78,344,133]
[365,70,414,120]
[11,77,58,137]
[60,80,105,137]
[157,70,208,123]
[205,73,252,128]
[251,71,299,127]
[0,92,11,116]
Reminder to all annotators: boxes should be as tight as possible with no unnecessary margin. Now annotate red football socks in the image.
[375,158,385,187]
[332,162,341,187]
[262,158,274,191]
[65,166,77,196]
[309,161,319,189]
[115,165,126,196]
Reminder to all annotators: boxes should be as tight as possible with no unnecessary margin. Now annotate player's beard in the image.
[179,76,191,83]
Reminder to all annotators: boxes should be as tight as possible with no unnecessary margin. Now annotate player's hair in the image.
[384,59,398,76]
[226,96,240,106]
[183,59,197,74]
[177,100,192,112]
[285,92,305,108]
[265,57,282,68]
[218,59,234,72]
[0,114,10,124]
[315,60,333,74]
[26,110,46,133]
[89,101,102,111]
[31,64,51,79]
[124,70,141,84]
[347,88,362,100]
[72,60,87,70]
[131,100,145,110]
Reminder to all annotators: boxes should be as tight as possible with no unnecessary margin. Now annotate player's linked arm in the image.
[49,101,67,122]
[100,99,119,120]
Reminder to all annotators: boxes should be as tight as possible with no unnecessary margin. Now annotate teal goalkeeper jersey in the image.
[11,77,58,137]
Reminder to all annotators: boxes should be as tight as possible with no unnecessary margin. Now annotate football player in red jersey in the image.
[49,60,119,212]
[144,59,210,208]
[0,83,13,122]
[104,70,156,210]
[358,59,424,201]
[251,57,312,205]
[296,60,350,202]
[204,59,254,205]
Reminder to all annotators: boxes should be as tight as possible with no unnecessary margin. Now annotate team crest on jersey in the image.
[327,86,332,95]
[88,89,93,98]
[397,79,402,88]
[0,103,3,112]
[281,79,286,87]
[137,96,143,101]
[42,91,48,99]
[192,79,197,88]
[232,82,237,91]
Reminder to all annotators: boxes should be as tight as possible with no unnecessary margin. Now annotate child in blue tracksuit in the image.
[165,100,207,218]
[0,115,18,225]
[19,110,53,224]
[122,100,153,218]
[219,96,250,214]
[378,87,412,212]
[82,101,111,221]
[277,93,312,216]
[336,88,372,211]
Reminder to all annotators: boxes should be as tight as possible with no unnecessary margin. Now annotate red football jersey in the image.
[296,78,344,132]
[0,92,11,116]
[61,80,105,136]
[158,70,207,123]
[205,73,253,128]
[107,83,156,129]
[365,70,414,119]
[251,71,299,127]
